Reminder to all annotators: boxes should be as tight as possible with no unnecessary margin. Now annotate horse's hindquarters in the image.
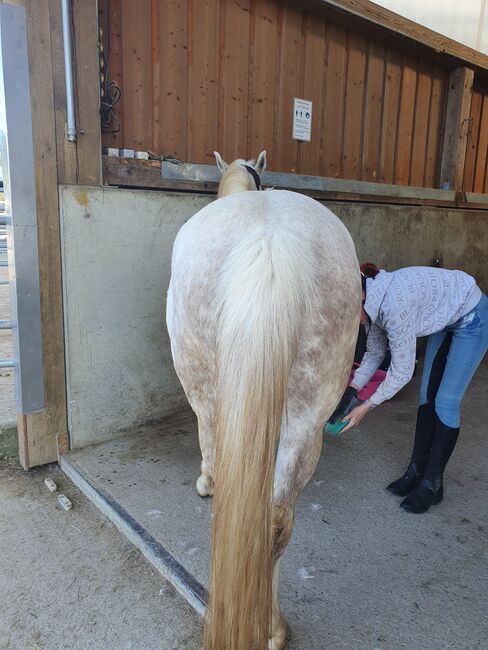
[166,188,360,650]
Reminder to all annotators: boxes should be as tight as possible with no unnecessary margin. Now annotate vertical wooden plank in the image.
[188,0,220,164]
[218,0,251,161]
[50,0,78,184]
[103,0,124,148]
[473,94,488,193]
[439,66,474,190]
[274,4,303,173]
[362,41,385,182]
[394,56,417,185]
[160,0,188,160]
[248,0,280,169]
[72,0,102,184]
[342,32,367,181]
[298,12,326,175]
[121,0,152,150]
[20,0,67,467]
[423,66,448,188]
[463,89,482,193]
[321,23,347,178]
[379,48,402,183]
[409,61,432,187]
[151,0,161,153]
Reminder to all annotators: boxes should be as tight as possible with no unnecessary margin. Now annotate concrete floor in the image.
[63,358,488,650]
[0,459,201,650]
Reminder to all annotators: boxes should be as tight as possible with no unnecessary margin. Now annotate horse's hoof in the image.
[269,618,288,650]
[196,474,214,497]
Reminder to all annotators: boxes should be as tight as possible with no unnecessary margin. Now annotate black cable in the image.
[100,0,121,134]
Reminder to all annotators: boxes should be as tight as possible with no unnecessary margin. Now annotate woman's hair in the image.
[360,262,380,279]
[360,262,379,292]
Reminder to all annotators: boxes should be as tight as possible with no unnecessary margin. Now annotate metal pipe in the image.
[0,359,15,368]
[61,0,77,142]
[0,280,9,285]
[0,261,7,267]
[0,320,13,329]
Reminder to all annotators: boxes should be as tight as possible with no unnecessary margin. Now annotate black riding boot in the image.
[400,415,460,513]
[386,403,436,496]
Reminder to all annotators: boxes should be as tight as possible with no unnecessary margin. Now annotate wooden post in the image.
[1,0,101,467]
[11,0,67,468]
[439,66,474,191]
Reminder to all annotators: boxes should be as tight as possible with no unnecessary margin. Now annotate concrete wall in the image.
[60,186,211,448]
[329,202,488,294]
[60,186,488,449]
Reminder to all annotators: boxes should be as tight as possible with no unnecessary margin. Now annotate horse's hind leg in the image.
[192,408,216,497]
[270,558,287,650]
[195,416,215,497]
[269,504,295,650]
[170,348,216,497]
[269,416,325,649]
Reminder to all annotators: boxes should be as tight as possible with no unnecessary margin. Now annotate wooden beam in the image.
[307,0,488,74]
[103,156,219,193]
[102,156,488,210]
[49,0,102,185]
[440,67,475,191]
[72,0,102,185]
[49,0,78,185]
[17,0,68,468]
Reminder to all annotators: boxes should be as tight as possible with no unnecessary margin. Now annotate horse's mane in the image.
[218,160,256,198]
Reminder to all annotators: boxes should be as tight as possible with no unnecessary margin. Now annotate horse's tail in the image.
[204,230,310,650]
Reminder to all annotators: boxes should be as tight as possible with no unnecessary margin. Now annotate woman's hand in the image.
[341,403,371,432]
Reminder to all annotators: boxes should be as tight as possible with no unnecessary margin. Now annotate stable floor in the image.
[62,360,488,650]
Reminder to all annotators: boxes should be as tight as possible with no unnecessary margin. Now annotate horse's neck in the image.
[218,166,253,198]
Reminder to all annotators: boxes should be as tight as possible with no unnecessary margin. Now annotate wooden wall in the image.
[99,0,456,188]
[464,83,488,193]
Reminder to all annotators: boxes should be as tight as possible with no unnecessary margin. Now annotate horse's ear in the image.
[214,151,229,173]
[255,150,267,175]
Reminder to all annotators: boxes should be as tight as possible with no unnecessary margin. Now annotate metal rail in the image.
[61,0,76,141]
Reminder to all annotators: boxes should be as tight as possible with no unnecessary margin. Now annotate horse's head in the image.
[214,151,267,198]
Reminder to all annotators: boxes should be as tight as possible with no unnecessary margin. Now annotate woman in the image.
[340,263,488,513]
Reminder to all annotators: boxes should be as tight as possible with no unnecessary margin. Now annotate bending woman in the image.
[341,264,488,514]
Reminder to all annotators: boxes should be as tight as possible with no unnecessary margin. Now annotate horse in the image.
[166,151,360,649]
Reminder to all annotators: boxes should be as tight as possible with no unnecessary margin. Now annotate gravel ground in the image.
[0,461,202,650]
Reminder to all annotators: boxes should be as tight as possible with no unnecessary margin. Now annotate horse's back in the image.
[172,190,354,262]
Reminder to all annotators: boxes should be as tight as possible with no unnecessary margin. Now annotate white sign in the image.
[292,98,312,142]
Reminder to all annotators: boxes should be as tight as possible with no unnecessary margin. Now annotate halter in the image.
[243,164,262,191]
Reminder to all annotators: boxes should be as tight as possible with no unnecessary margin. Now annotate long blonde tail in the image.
[203,232,310,649]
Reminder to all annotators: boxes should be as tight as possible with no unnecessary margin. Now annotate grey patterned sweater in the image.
[352,267,481,405]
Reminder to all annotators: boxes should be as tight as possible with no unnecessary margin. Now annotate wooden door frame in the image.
[2,0,101,468]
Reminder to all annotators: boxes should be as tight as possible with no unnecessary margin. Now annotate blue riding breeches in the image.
[419,293,488,428]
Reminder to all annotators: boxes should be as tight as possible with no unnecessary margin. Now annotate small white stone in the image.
[44,478,57,492]
[57,494,73,511]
